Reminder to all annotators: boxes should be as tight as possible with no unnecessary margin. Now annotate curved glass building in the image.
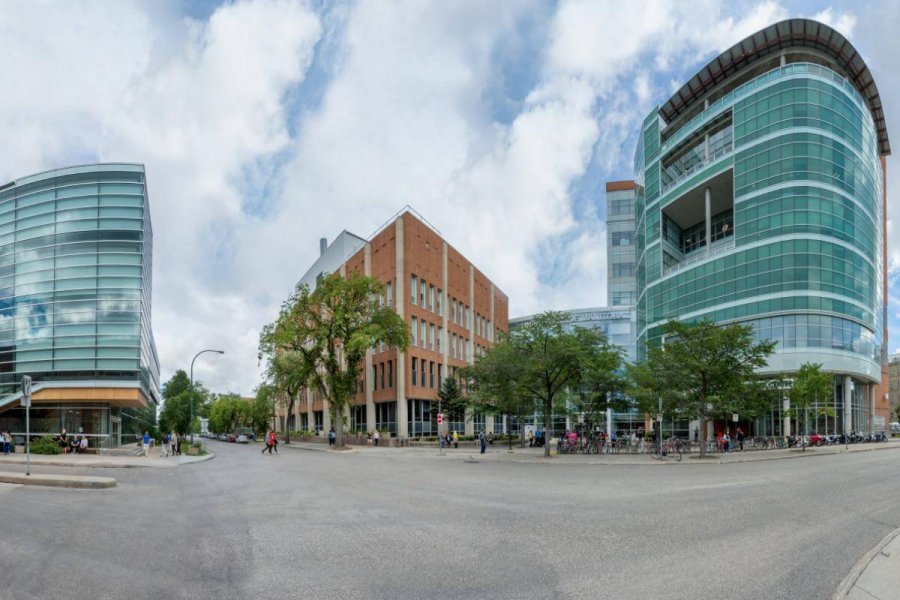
[635,20,890,434]
[0,164,159,447]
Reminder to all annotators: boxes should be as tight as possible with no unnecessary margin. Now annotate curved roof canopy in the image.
[660,18,890,155]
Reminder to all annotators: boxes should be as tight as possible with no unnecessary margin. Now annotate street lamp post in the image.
[190,349,225,443]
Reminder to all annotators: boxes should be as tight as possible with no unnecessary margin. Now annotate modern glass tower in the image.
[635,19,890,434]
[0,164,159,447]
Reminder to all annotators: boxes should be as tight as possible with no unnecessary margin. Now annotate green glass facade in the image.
[0,164,159,445]
[635,28,889,435]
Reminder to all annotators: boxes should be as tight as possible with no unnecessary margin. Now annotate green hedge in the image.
[30,435,61,455]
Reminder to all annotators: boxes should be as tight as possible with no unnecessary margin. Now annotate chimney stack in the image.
[319,237,327,256]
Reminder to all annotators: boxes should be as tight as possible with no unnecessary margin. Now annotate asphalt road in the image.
[1,442,899,600]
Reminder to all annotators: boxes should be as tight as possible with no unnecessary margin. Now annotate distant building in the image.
[284,209,509,438]
[889,354,899,421]
[606,181,637,307]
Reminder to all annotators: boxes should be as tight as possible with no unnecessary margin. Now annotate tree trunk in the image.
[544,397,552,457]
[334,403,344,448]
[283,397,293,444]
[699,414,708,459]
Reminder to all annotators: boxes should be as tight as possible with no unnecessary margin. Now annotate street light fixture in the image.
[190,349,225,443]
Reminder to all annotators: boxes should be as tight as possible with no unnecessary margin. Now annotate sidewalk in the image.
[0,471,116,489]
[277,438,900,465]
[0,450,214,469]
[836,527,900,600]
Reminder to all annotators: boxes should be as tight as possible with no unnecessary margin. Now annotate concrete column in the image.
[323,400,331,433]
[869,385,876,434]
[464,407,474,436]
[486,415,495,435]
[843,375,852,434]
[704,187,712,248]
[441,241,449,384]
[306,389,313,432]
[395,216,408,439]
[364,243,376,433]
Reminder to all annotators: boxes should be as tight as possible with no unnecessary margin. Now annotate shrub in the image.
[30,435,61,455]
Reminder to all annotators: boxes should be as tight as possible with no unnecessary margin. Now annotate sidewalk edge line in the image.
[831,525,900,600]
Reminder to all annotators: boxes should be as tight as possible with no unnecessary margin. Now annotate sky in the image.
[0,0,897,395]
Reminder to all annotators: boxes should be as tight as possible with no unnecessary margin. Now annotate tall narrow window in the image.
[452,333,457,358]
[386,281,392,307]
[429,285,434,312]
[388,360,393,388]
[411,317,417,346]
[411,358,417,386]
[420,279,426,306]
[451,299,456,323]
[437,289,443,315]
[429,324,435,350]
[372,365,377,391]
[420,320,426,348]
[437,326,442,352]
[380,363,385,389]
[429,361,434,388]
[437,363,442,385]
[410,275,417,304]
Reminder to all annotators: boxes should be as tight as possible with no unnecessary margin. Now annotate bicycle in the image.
[651,437,682,461]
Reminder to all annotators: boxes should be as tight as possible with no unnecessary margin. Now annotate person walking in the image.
[479,430,486,454]
[262,430,271,454]
[160,433,169,457]
[170,431,178,457]
[328,427,335,447]
[373,430,380,446]
[141,431,150,457]
[268,430,277,454]
[2,431,9,455]
[528,430,534,447]
[736,428,745,452]
[452,430,459,449]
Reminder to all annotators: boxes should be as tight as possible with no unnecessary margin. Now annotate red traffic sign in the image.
[437,413,444,425]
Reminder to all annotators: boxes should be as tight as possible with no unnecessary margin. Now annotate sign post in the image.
[21,376,32,476]
[437,413,444,455]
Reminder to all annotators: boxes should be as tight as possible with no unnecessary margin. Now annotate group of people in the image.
[716,428,745,452]
[1,431,12,454]
[261,430,279,454]
[58,429,89,454]
[527,430,546,448]
[156,431,182,457]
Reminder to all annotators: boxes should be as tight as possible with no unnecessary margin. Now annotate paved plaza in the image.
[1,442,899,599]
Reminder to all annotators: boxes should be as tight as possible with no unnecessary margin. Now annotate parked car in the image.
[228,433,238,443]
[236,435,249,444]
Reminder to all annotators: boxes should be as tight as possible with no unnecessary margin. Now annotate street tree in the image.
[644,320,775,458]
[259,272,408,448]
[251,384,276,435]
[463,339,534,449]
[787,362,834,450]
[158,370,210,436]
[572,327,626,433]
[507,311,589,457]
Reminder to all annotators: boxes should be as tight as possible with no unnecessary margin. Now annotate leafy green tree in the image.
[437,376,465,432]
[463,338,533,448]
[643,320,776,458]
[571,327,626,432]
[158,370,210,436]
[788,362,834,450]
[251,384,276,435]
[259,272,408,448]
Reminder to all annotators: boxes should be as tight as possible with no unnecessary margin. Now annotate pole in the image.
[190,349,225,445]
[25,400,30,477]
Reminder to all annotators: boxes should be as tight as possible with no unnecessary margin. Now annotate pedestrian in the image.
[142,431,150,457]
[479,430,486,454]
[2,431,8,455]
[161,433,169,457]
[328,427,335,447]
[373,430,380,446]
[723,430,731,453]
[452,430,459,449]
[268,430,277,454]
[170,431,178,457]
[59,428,68,454]
[736,428,745,452]
[528,430,534,447]
[261,430,271,454]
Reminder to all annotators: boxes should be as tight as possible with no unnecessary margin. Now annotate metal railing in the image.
[662,236,735,276]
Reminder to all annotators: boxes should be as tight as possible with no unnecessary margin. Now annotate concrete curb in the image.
[178,452,216,465]
[832,526,900,599]
[0,471,116,489]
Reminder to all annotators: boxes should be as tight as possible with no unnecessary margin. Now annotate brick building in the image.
[282,209,508,438]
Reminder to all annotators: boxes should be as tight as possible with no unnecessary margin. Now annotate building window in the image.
[452,333,457,358]
[420,320,426,348]
[466,305,470,329]
[437,326,442,352]
[412,358,417,386]
[451,298,456,323]
[388,360,393,388]
[372,365,377,391]
[429,285,434,312]
[610,198,634,215]
[437,289,443,316]
[420,278,426,306]
[411,317,417,346]
[611,232,633,246]
[612,291,636,306]
[613,263,635,278]
[375,402,396,435]
[386,281,392,307]
[429,323,435,350]
[380,363,385,389]
[410,275,417,304]
[429,361,435,388]
[437,363,442,385]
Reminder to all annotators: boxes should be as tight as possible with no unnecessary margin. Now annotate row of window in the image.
[411,358,442,389]
[410,316,473,360]
[608,199,634,216]
[611,263,635,278]
[409,274,492,338]
[0,182,143,211]
[746,314,877,359]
